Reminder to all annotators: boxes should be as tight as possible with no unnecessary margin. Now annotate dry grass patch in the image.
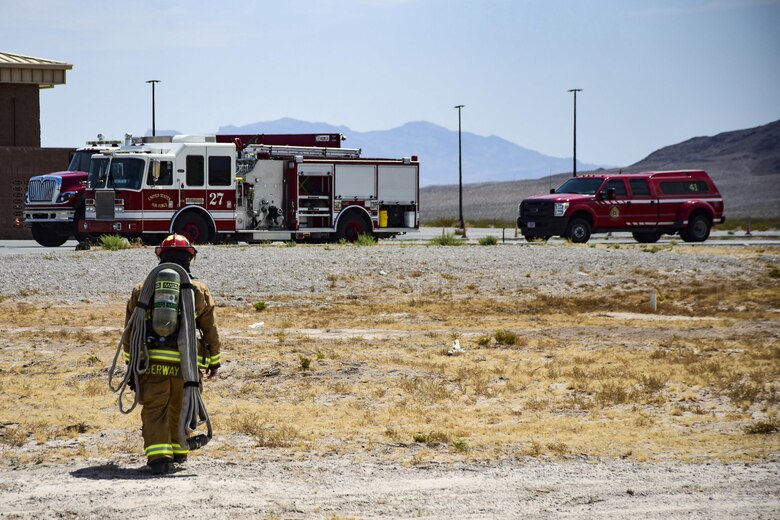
[0,246,777,465]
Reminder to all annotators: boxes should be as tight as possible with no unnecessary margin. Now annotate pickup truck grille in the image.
[27,178,58,202]
[520,200,554,219]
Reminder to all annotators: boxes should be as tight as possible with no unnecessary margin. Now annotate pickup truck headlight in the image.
[56,191,79,203]
[554,201,569,217]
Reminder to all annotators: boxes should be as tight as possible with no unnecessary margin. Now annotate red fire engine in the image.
[21,133,343,246]
[83,134,419,243]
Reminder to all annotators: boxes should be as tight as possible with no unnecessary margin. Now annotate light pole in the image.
[146,80,161,136]
[454,104,465,231]
[568,88,582,177]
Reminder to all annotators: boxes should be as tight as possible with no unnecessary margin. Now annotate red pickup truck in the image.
[517,170,725,243]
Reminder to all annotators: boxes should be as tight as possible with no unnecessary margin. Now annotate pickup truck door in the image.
[625,178,658,226]
[595,178,630,228]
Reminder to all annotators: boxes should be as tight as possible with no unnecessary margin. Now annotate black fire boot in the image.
[148,458,172,475]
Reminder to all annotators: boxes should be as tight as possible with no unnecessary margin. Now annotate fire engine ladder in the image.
[244,144,362,159]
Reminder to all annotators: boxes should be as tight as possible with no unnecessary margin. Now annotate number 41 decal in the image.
[209,192,224,206]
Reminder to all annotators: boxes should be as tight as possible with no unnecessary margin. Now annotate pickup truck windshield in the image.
[88,157,145,190]
[555,178,604,195]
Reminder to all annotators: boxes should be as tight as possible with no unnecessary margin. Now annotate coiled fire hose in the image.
[109,262,212,444]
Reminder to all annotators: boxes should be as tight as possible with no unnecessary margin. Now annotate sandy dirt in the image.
[1,454,778,519]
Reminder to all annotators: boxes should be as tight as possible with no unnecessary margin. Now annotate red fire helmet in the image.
[155,233,197,259]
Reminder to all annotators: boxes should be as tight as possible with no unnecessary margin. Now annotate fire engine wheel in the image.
[337,213,370,242]
[565,218,591,243]
[31,223,69,247]
[174,213,212,244]
[681,214,711,242]
[632,231,662,243]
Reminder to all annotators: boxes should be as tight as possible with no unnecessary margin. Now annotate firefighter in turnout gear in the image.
[122,234,221,475]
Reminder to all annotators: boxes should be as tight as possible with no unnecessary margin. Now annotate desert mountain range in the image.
[164,118,780,221]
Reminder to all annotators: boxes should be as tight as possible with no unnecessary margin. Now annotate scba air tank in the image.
[152,269,181,337]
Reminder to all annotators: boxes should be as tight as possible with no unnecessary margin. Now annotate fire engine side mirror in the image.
[549,189,555,194]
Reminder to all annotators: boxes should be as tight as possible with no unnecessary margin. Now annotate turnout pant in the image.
[139,372,188,462]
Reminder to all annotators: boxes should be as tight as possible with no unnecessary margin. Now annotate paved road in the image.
[400,228,780,246]
[1,229,778,254]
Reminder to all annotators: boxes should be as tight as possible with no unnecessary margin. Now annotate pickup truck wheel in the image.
[566,219,591,243]
[632,231,662,243]
[31,223,69,247]
[681,214,711,242]
[174,213,212,244]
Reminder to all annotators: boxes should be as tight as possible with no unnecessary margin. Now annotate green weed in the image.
[354,234,378,246]
[428,232,464,246]
[99,234,129,251]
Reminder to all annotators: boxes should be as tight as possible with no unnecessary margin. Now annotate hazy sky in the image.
[3,0,779,166]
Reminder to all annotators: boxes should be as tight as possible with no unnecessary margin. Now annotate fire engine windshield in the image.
[88,157,145,190]
[555,177,605,195]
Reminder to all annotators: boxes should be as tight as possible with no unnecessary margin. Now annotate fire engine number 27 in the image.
[83,134,420,244]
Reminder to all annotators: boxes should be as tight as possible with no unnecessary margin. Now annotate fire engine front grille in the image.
[27,178,58,202]
[95,190,116,220]
[521,200,554,219]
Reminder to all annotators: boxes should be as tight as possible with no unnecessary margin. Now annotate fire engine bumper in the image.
[85,219,144,234]
[517,217,569,238]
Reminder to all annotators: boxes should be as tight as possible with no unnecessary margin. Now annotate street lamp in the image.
[568,88,582,177]
[146,80,161,136]
[454,104,465,231]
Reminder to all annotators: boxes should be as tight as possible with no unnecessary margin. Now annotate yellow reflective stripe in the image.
[145,444,173,457]
[197,353,222,368]
[126,350,180,362]
[148,349,181,362]
[172,443,189,455]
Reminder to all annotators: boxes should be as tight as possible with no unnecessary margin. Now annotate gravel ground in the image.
[0,242,762,306]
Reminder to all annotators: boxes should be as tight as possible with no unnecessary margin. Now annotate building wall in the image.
[0,147,74,239]
[0,84,41,147]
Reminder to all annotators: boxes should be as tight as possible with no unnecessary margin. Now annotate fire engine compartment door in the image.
[335,164,376,200]
[377,165,417,204]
